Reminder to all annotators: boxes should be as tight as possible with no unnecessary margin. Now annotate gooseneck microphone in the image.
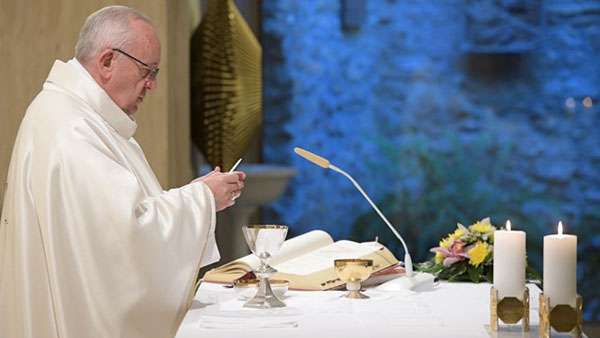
[294,147,414,277]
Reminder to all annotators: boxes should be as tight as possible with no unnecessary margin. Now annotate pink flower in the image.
[431,240,469,267]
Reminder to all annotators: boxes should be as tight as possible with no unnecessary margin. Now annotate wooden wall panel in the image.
[166,0,195,187]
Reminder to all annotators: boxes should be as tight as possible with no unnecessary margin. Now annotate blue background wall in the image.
[261,0,600,319]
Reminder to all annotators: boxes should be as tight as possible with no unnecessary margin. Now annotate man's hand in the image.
[194,167,246,211]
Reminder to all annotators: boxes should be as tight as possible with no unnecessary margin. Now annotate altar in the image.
[175,282,586,338]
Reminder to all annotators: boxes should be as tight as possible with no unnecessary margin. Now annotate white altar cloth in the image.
[175,282,585,338]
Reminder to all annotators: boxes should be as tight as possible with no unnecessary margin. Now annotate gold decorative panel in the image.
[191,0,262,171]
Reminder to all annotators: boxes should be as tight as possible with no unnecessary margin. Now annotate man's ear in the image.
[97,49,115,81]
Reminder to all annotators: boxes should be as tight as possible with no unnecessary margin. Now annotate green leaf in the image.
[467,265,485,283]
[447,262,468,282]
[485,266,494,283]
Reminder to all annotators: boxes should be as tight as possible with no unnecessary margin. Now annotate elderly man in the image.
[0,6,244,338]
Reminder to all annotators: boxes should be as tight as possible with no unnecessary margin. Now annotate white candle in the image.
[494,220,526,299]
[543,221,577,306]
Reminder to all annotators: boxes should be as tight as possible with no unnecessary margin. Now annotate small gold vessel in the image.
[334,259,373,299]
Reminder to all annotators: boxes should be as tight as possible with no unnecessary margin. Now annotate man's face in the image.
[107,20,161,115]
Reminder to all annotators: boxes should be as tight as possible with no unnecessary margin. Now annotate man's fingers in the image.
[225,194,236,207]
[228,188,242,199]
[220,173,244,184]
[231,171,246,180]
[208,170,246,211]
[225,182,243,192]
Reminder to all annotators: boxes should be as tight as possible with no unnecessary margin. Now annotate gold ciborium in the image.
[334,259,373,299]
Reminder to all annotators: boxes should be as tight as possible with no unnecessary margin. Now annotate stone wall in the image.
[262,0,600,319]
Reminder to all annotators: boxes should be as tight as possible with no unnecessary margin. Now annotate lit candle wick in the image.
[558,221,563,235]
[506,220,512,231]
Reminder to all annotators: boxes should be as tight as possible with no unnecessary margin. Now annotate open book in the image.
[202,230,404,290]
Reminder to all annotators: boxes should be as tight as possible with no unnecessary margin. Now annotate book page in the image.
[274,240,384,276]
[272,230,333,265]
[227,230,334,271]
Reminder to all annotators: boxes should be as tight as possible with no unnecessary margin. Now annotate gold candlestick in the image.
[538,293,582,338]
[490,286,530,331]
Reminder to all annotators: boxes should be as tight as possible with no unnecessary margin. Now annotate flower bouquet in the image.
[418,218,497,282]
[418,218,540,283]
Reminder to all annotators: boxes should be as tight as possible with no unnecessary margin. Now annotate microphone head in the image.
[294,147,330,168]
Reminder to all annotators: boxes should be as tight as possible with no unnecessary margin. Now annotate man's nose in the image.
[144,78,157,91]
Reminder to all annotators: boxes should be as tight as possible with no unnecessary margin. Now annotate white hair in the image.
[75,6,153,63]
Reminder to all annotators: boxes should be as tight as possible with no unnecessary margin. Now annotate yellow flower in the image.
[449,228,466,241]
[435,251,444,264]
[468,241,490,267]
[439,237,452,249]
[470,218,494,234]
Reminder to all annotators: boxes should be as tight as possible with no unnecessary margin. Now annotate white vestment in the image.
[0,59,220,338]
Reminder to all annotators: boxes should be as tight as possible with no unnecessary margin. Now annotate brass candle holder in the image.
[490,286,530,331]
[538,293,583,338]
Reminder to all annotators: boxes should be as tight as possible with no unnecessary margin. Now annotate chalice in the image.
[334,259,373,299]
[242,224,288,308]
